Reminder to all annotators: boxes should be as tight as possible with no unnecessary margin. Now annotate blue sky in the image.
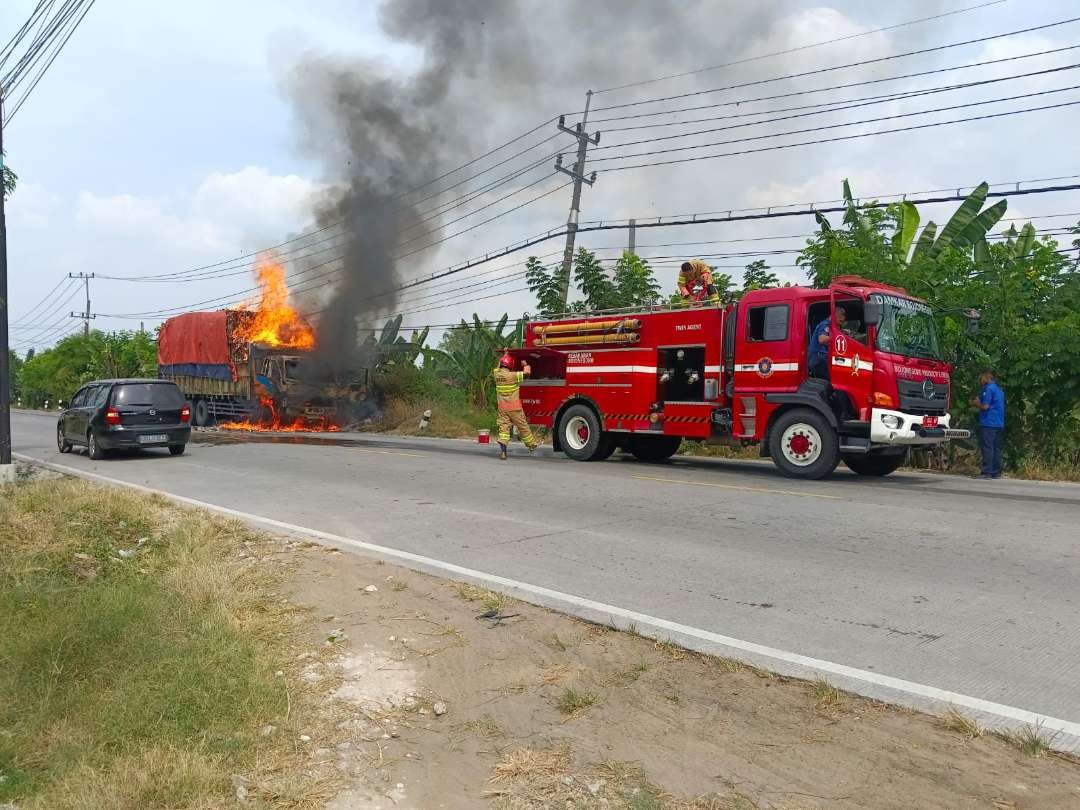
[4,0,1079,351]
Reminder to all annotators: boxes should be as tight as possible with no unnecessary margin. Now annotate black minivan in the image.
[57,379,191,459]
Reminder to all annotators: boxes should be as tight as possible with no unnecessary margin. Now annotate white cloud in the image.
[75,166,323,254]
[5,181,60,229]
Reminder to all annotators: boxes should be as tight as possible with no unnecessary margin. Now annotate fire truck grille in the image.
[896,379,949,415]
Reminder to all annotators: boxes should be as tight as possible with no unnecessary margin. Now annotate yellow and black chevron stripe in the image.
[664,415,710,424]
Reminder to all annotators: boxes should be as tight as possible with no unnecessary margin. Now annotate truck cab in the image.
[729,276,967,478]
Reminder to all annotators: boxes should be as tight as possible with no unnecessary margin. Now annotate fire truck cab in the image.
[511,276,969,479]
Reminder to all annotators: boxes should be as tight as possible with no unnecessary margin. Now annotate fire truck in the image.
[509,276,970,480]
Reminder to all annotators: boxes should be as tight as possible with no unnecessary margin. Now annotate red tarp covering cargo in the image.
[157,311,235,381]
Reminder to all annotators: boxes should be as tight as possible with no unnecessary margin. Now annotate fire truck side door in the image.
[829,289,873,418]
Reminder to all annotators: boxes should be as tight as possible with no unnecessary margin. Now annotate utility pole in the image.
[69,271,94,336]
[554,90,600,308]
[0,90,11,475]
[628,219,636,254]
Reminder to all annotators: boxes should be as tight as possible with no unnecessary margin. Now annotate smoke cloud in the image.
[283,0,783,373]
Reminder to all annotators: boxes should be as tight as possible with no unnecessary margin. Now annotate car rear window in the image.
[112,383,184,407]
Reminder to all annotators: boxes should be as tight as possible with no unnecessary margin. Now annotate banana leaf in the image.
[909,221,938,267]
[929,182,988,259]
[892,201,920,262]
[953,199,1007,252]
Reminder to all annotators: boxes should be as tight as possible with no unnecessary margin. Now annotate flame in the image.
[219,396,341,433]
[232,252,315,350]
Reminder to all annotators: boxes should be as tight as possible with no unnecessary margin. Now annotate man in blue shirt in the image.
[808,306,845,380]
[970,370,1005,479]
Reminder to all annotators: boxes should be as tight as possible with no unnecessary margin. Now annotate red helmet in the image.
[499,352,514,369]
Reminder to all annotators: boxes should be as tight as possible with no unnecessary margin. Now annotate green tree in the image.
[742,259,779,292]
[6,350,23,401]
[611,251,661,307]
[524,256,568,315]
[2,150,16,200]
[572,247,617,311]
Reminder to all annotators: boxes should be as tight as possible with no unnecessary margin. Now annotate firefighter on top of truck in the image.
[678,259,721,305]
[493,352,538,460]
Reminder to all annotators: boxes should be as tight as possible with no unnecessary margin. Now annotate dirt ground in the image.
[241,537,1080,810]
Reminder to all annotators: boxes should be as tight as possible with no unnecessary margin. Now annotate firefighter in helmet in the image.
[493,351,538,460]
[678,259,721,306]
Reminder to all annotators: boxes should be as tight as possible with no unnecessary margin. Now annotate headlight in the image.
[880,414,903,430]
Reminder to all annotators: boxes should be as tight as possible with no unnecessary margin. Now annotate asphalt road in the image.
[12,410,1080,746]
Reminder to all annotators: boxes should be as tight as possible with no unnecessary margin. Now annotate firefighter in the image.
[493,352,538,460]
[678,259,721,305]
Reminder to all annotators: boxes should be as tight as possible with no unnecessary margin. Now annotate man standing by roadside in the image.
[970,370,1005,479]
[493,351,538,460]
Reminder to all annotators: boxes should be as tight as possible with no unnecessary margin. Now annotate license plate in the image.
[922,416,939,428]
[138,434,168,444]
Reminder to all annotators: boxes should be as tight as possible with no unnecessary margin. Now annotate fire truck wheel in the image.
[594,434,617,461]
[768,408,839,480]
[843,451,906,477]
[193,399,210,427]
[628,435,682,462]
[558,404,604,461]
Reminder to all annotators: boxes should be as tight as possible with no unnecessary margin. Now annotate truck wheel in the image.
[768,408,839,480]
[628,435,682,462]
[593,433,617,461]
[193,399,210,427]
[844,451,906,477]
[558,404,604,461]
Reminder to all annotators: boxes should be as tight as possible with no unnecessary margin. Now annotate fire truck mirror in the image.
[863,299,883,327]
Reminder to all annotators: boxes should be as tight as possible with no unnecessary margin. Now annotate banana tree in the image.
[907,182,1007,267]
[425,314,523,407]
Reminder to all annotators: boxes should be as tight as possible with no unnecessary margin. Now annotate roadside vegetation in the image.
[9,181,1078,477]
[0,475,327,809]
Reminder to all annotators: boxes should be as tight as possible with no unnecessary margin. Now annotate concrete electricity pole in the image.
[555,90,600,308]
[0,91,11,477]
[69,271,94,335]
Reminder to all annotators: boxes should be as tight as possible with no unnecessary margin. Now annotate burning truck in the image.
[157,257,367,430]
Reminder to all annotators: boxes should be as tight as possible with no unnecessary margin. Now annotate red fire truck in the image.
[509,276,970,479]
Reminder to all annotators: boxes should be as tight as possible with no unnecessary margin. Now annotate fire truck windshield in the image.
[870,293,942,361]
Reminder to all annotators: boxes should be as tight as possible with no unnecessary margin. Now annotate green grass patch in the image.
[0,479,298,809]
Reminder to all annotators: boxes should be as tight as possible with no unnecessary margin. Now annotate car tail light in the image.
[105,407,121,426]
[872,392,895,408]
[180,405,191,423]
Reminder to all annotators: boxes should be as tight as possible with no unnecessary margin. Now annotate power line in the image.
[594,0,1008,94]
[580,15,1080,116]
[590,43,1080,126]
[592,64,1080,152]
[590,97,1080,173]
[8,275,72,324]
[588,83,1080,165]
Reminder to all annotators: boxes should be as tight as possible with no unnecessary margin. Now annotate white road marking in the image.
[14,451,1080,751]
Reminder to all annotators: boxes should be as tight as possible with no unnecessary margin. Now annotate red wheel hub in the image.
[788,433,811,456]
[577,425,589,441]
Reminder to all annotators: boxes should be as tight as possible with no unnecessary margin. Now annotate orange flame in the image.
[232,252,315,350]
[219,396,341,433]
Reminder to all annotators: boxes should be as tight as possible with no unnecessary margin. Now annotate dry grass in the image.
[0,478,326,809]
[488,746,733,809]
[457,715,506,739]
[654,638,689,661]
[942,708,984,739]
[452,581,510,613]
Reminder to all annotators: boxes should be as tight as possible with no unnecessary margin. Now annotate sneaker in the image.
[498,444,508,460]
[527,445,537,453]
